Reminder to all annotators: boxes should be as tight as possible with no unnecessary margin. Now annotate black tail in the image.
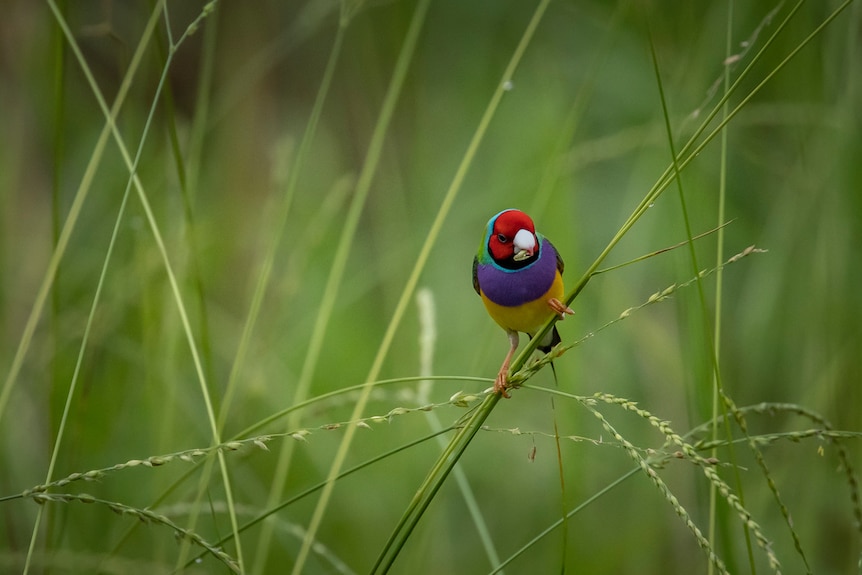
[529,325,561,384]
[535,325,562,354]
[527,325,561,384]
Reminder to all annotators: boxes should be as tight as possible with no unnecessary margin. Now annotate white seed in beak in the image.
[512,228,536,261]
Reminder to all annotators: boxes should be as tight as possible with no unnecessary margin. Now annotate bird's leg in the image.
[547,298,574,319]
[494,330,520,398]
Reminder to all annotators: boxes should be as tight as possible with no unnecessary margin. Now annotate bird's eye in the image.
[497,233,507,243]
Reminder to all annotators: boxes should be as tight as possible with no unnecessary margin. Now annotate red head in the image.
[487,209,537,263]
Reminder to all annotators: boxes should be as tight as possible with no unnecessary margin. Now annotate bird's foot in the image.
[494,368,511,399]
[548,298,574,319]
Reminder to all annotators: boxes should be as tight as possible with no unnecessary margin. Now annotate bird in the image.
[472,209,574,398]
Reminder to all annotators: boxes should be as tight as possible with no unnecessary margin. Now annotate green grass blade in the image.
[371,393,501,574]
[0,1,162,427]
[43,2,243,572]
[646,12,761,572]
[415,289,504,571]
[488,467,641,575]
[708,3,738,573]
[21,3,166,572]
[250,19,347,574]
[185,425,458,569]
[289,2,434,571]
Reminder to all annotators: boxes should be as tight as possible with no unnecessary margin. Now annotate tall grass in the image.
[1,1,860,573]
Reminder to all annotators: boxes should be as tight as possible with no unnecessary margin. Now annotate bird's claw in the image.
[548,298,574,319]
[494,370,511,399]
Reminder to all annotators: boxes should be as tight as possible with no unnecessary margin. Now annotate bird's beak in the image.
[512,228,536,261]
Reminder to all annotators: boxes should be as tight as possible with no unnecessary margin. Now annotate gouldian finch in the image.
[472,209,574,397]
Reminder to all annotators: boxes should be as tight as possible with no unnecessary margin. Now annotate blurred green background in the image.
[1,0,860,573]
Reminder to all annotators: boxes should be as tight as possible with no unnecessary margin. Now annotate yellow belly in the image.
[480,271,564,335]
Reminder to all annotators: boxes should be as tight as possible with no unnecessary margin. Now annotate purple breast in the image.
[477,239,557,307]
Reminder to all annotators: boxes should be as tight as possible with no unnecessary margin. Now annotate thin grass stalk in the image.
[235,376,487,441]
[371,395,501,574]
[582,399,730,573]
[488,467,640,575]
[10,424,463,572]
[43,2,243,570]
[160,65,216,399]
[528,8,633,567]
[708,3,734,574]
[159,4,250,569]
[496,253,788,572]
[591,392,787,570]
[516,245,766,384]
[49,0,67,393]
[157,5,246,571]
[290,2,434,571]
[223,13,345,433]
[30,493,240,573]
[653,6,831,571]
[0,0,165,427]
[249,19,347,575]
[31,150,135,575]
[183,1,218,204]
[5,386,482,506]
[549,393,568,573]
[500,386,862,574]
[33,3,179,568]
[21,3,166,572]
[98,375,487,562]
[714,387,808,572]
[186,426,458,569]
[147,25,220,561]
[156,7,217,476]
[696,403,862,544]
[415,290,504,571]
[530,0,629,218]
[46,0,68,553]
[647,14,763,572]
